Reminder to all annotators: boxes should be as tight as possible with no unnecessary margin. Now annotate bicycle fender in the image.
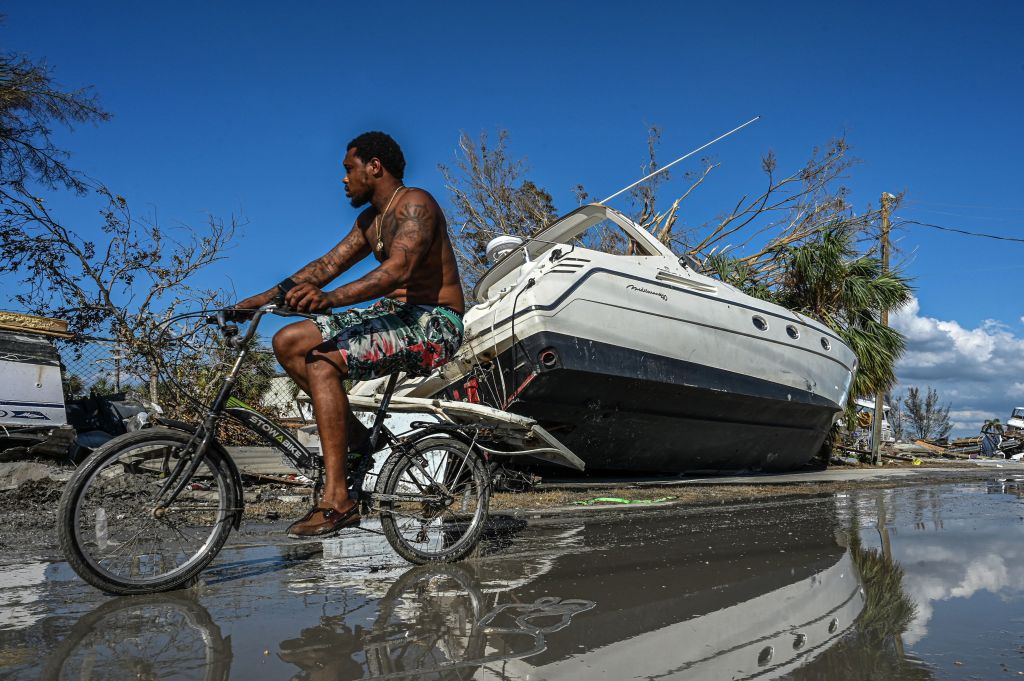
[408,425,476,447]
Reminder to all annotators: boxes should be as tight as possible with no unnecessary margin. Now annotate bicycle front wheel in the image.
[376,436,490,564]
[57,428,239,595]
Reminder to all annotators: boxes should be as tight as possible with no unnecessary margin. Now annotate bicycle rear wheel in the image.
[364,563,485,679]
[57,428,239,595]
[376,436,490,564]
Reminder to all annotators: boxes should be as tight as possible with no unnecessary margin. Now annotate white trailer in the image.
[0,314,75,457]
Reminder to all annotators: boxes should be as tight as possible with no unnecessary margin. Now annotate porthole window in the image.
[821,337,831,351]
[793,633,807,650]
[786,325,800,339]
[828,618,839,634]
[757,646,774,666]
[752,315,769,331]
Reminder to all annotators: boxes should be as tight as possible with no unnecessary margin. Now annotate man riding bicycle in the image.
[234,131,465,538]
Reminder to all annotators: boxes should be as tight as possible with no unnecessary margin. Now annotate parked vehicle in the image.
[0,313,155,462]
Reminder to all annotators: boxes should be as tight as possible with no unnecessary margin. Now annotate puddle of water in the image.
[2,479,1022,679]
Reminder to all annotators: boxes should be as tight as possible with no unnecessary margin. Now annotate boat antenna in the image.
[598,116,761,205]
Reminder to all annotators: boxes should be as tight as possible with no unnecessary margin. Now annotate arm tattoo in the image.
[389,202,434,264]
[291,224,369,286]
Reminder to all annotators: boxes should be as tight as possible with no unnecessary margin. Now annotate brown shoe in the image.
[286,505,361,539]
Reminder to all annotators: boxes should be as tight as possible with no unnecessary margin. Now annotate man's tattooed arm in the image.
[234,220,372,313]
[328,191,435,306]
[291,221,372,287]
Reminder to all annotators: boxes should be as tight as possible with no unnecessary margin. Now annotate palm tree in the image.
[773,223,913,400]
[982,418,1003,435]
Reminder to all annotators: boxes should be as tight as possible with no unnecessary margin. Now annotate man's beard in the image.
[349,189,372,208]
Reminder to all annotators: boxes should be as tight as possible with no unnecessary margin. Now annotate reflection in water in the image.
[32,483,1022,679]
[786,497,932,680]
[280,563,595,680]
[498,499,865,680]
[278,617,365,680]
[476,597,597,661]
[279,498,874,680]
[37,592,232,681]
[870,482,1024,675]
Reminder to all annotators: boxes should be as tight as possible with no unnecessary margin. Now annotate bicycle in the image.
[57,302,492,595]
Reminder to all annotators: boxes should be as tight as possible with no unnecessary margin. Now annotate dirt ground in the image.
[490,467,999,511]
[3,454,1013,561]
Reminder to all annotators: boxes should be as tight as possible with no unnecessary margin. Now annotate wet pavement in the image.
[2,474,1023,680]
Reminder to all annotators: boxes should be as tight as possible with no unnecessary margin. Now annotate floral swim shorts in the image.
[313,298,464,382]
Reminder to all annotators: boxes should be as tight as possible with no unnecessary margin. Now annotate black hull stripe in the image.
[510,331,844,412]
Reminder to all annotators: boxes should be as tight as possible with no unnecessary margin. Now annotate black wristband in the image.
[276,277,297,294]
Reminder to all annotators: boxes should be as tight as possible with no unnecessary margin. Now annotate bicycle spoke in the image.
[95,517,160,561]
[166,520,199,555]
[447,450,470,492]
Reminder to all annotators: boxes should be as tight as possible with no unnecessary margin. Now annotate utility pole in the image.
[871,192,894,466]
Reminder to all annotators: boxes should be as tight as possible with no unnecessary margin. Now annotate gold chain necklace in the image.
[375,185,406,252]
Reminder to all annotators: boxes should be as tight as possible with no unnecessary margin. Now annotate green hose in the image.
[573,496,677,506]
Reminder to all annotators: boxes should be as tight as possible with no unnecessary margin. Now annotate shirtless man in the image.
[233,131,465,538]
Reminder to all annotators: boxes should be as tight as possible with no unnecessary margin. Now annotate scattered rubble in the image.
[892,437,1024,460]
[0,461,71,492]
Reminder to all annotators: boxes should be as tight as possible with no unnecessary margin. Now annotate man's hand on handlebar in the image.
[227,291,275,321]
[228,278,334,321]
[284,282,335,313]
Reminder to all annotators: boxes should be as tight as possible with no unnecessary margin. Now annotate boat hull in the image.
[442,330,841,473]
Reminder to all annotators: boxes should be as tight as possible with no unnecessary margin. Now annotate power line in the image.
[901,207,1013,222]
[895,219,1024,244]
[903,199,1024,213]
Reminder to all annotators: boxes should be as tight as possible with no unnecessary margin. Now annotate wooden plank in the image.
[913,439,947,454]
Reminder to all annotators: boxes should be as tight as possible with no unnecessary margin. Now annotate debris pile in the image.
[892,437,1023,461]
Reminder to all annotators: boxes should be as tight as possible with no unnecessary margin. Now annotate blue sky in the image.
[4,1,1023,434]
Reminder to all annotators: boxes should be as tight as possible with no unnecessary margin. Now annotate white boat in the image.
[1007,407,1024,436]
[392,203,857,473]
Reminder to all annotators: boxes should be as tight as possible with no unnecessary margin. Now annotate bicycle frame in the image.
[152,307,407,512]
[222,371,406,473]
[222,396,319,473]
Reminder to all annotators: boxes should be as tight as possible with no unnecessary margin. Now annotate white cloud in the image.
[894,532,1024,645]
[890,297,1024,436]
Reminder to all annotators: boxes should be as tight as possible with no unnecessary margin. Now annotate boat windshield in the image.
[571,218,659,256]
